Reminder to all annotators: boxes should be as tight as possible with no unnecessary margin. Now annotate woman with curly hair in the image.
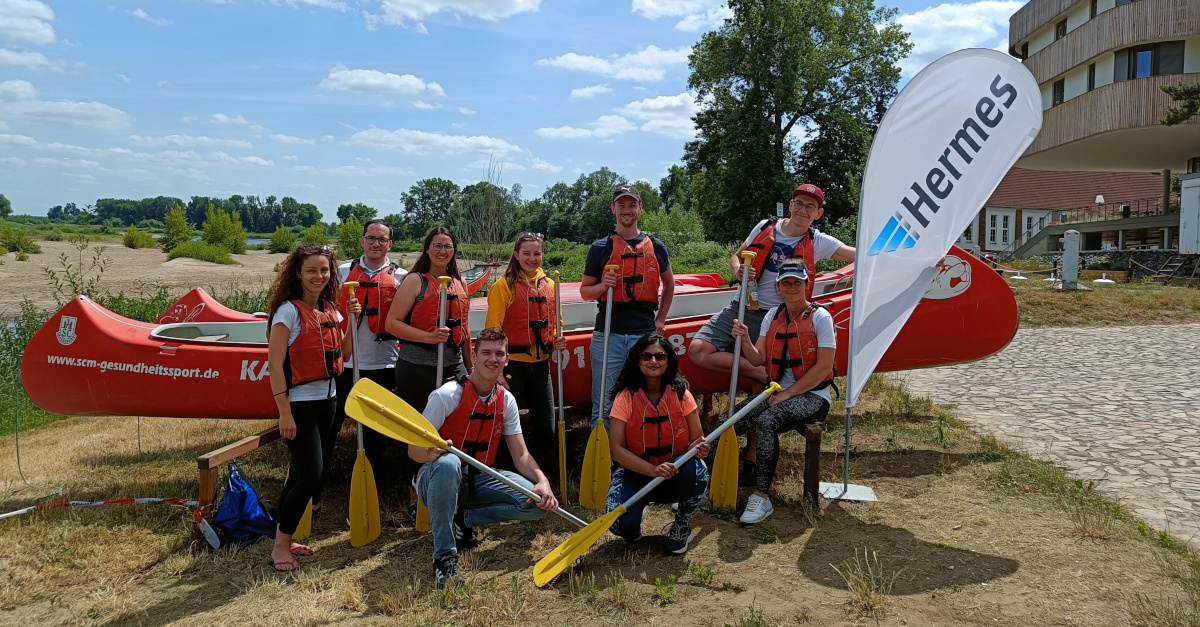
[266,243,359,572]
[605,334,710,555]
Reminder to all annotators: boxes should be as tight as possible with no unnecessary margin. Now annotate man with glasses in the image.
[580,184,674,429]
[319,218,407,513]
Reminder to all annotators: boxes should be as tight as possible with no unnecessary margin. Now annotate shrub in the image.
[167,240,236,264]
[301,223,330,246]
[137,219,164,230]
[100,218,123,234]
[672,240,736,281]
[122,225,157,249]
[641,208,706,252]
[42,228,64,241]
[16,250,28,261]
[0,221,42,254]
[268,225,297,253]
[542,239,590,281]
[201,205,247,254]
[337,217,363,260]
[159,205,194,253]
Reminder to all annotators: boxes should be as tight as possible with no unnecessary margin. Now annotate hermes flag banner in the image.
[846,49,1042,407]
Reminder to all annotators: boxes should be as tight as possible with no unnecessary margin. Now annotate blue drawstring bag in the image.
[213,461,276,545]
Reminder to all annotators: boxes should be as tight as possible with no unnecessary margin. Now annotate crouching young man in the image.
[409,327,559,588]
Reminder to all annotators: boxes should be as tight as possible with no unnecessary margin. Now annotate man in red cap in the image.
[687,183,853,481]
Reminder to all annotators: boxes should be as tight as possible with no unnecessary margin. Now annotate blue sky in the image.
[0,0,1023,221]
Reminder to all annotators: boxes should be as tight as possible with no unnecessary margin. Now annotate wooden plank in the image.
[803,424,822,507]
[198,426,282,470]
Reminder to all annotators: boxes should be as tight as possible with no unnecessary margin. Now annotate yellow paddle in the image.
[346,378,588,528]
[534,382,781,587]
[415,275,454,534]
[579,264,620,510]
[344,281,381,547]
[292,485,312,540]
[553,271,567,502]
[710,250,756,510]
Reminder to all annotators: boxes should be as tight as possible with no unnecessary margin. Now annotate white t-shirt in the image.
[424,380,522,436]
[758,305,836,404]
[742,222,844,309]
[338,256,407,370]
[272,301,344,402]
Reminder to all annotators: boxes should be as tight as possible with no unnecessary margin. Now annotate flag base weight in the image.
[819,482,878,502]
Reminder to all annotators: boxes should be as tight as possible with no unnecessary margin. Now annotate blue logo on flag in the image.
[867,213,920,256]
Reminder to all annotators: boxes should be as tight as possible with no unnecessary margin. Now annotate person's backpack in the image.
[212,461,276,545]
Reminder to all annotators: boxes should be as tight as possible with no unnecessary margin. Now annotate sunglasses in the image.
[519,232,544,241]
[639,351,669,362]
[300,244,332,254]
[363,236,392,245]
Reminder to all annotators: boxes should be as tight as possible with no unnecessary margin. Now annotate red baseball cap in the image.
[792,183,825,207]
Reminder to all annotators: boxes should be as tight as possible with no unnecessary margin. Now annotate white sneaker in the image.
[739,494,774,524]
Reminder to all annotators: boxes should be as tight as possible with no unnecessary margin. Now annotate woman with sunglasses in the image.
[385,227,472,517]
[484,232,567,469]
[266,242,359,572]
[727,261,835,524]
[605,334,710,555]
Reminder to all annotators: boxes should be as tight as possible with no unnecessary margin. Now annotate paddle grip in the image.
[617,382,780,511]
[446,445,588,528]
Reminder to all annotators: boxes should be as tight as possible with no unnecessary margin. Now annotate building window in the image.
[1114,41,1185,82]
[1090,0,1098,18]
[1087,63,1096,91]
[1055,20,1067,40]
[1053,79,1065,106]
[1027,216,1035,233]
[1020,42,1028,59]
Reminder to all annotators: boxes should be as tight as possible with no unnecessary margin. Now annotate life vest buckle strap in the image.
[319,320,337,329]
[642,414,669,425]
[468,412,493,422]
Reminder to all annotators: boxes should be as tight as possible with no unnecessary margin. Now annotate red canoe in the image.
[21,248,1013,419]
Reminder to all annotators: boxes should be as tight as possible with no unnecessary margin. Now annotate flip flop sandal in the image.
[290,543,314,556]
[269,557,299,572]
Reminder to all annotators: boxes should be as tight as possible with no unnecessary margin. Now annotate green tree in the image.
[122,225,156,249]
[400,178,460,239]
[685,0,910,241]
[659,165,694,213]
[268,225,297,253]
[794,105,883,225]
[1161,82,1200,126]
[337,203,377,225]
[201,205,247,254]
[0,193,11,218]
[300,222,330,246]
[337,217,364,260]
[159,205,194,253]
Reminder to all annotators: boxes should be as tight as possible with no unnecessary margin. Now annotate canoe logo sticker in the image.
[924,254,972,300]
[157,303,205,324]
[56,316,78,346]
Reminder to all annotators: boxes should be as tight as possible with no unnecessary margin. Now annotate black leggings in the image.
[496,359,554,470]
[277,397,335,535]
[722,392,830,494]
[319,366,394,500]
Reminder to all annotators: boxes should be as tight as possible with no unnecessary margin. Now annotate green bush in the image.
[542,239,590,282]
[268,225,297,253]
[671,241,737,281]
[337,217,363,260]
[159,205,194,253]
[301,223,330,246]
[137,219,164,230]
[0,221,42,254]
[122,225,157,249]
[16,251,28,261]
[167,240,236,264]
[42,228,64,241]
[201,205,247,255]
[100,218,122,234]
[641,208,706,253]
[390,238,423,253]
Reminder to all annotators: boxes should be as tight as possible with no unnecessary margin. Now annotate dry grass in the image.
[830,548,901,616]
[1014,281,1200,328]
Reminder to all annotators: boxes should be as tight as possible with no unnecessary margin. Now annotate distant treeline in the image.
[47,195,325,233]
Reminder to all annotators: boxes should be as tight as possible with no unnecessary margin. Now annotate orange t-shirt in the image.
[609,388,698,424]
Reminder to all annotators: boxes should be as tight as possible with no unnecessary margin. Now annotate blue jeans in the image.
[590,332,645,430]
[415,454,546,561]
[605,459,709,541]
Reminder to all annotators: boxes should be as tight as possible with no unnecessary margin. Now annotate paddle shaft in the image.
[616,383,778,512]
[443,445,588,528]
[554,272,567,498]
[344,281,363,448]
[597,264,619,424]
[436,276,450,385]
[727,255,753,418]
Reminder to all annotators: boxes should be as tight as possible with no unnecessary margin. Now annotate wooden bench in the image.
[802,424,822,507]
[197,426,281,509]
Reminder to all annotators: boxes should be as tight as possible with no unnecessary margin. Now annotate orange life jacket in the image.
[621,388,691,466]
[276,299,344,388]
[438,378,506,467]
[405,273,469,349]
[501,275,554,357]
[605,234,661,304]
[764,303,833,389]
[745,220,817,300]
[339,259,400,341]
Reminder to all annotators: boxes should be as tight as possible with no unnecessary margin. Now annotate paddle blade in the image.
[578,422,611,510]
[346,378,447,449]
[534,505,625,587]
[709,428,740,510]
[349,450,381,547]
[416,498,431,532]
[293,499,312,540]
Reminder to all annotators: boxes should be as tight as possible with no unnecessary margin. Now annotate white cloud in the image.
[536,114,636,140]
[130,8,170,26]
[319,65,446,97]
[154,80,169,87]
[569,84,612,100]
[0,48,58,69]
[621,92,697,139]
[321,135,335,142]
[412,100,440,110]
[896,1,1023,76]
[367,0,541,27]
[0,0,56,45]
[467,158,526,172]
[537,45,690,82]
[0,80,131,129]
[129,134,253,149]
[282,0,348,10]
[529,157,562,173]
[631,0,730,31]
[210,113,251,125]
[0,133,36,146]
[347,128,520,156]
[116,73,130,83]
[270,133,316,145]
[458,107,475,115]
[282,154,299,161]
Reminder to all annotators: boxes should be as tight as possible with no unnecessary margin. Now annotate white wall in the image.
[1095,0,1116,14]
[1185,36,1200,73]
[1094,54,1115,89]
[1029,26,1057,56]
[1041,82,1054,110]
[1064,65,1089,100]
[1066,2,1090,30]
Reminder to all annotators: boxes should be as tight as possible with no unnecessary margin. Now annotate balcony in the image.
[1010,0,1079,51]
[1020,0,1199,85]
[1016,72,1200,171]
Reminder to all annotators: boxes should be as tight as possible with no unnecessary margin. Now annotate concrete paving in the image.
[899,323,1200,544]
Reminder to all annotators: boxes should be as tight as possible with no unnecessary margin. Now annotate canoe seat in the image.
[194,334,230,342]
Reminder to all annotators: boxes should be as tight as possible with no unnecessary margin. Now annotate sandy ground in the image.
[0,240,427,315]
